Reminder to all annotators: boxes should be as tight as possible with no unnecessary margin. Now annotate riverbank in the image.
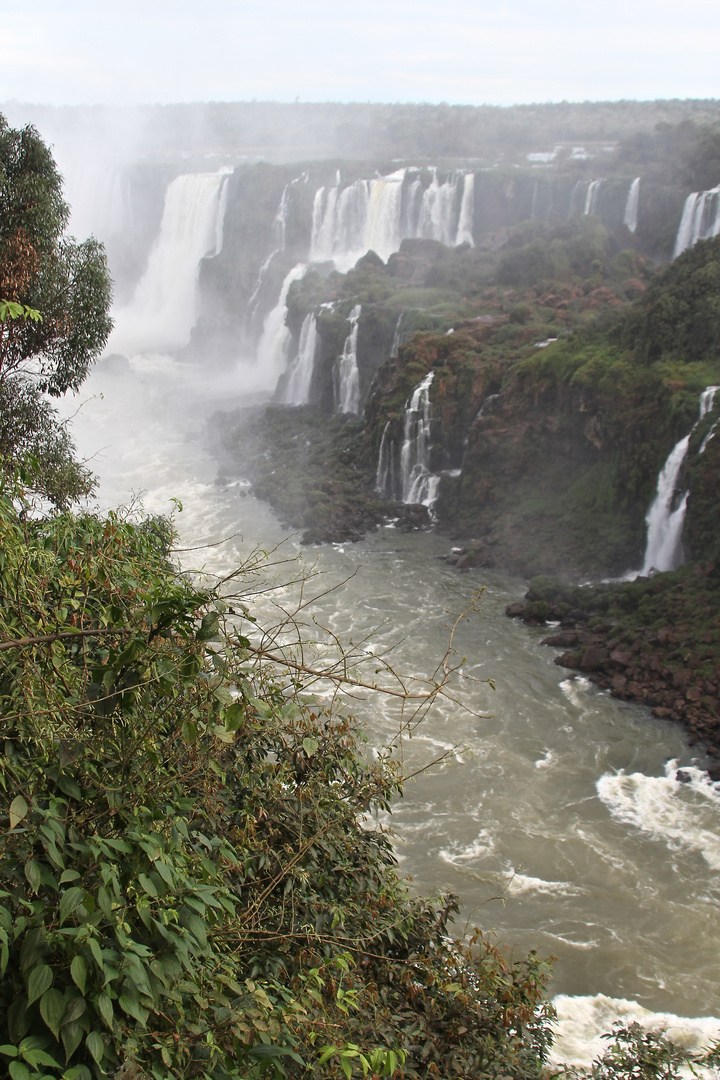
[499,561,720,767]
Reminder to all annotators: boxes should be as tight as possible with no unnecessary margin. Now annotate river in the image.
[59,350,720,1068]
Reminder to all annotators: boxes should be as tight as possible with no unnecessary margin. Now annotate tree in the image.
[0,114,113,506]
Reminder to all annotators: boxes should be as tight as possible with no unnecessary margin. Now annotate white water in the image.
[256,264,307,391]
[623,177,640,233]
[641,386,719,573]
[334,304,362,414]
[455,172,475,246]
[673,186,720,258]
[399,371,440,505]
[375,420,394,496]
[109,170,230,354]
[280,312,318,406]
[584,179,603,216]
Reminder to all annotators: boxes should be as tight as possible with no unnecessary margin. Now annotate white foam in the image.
[552,993,720,1070]
[504,871,582,898]
[597,762,720,870]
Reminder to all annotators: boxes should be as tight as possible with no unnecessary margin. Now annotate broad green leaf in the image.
[181,720,197,745]
[62,1020,84,1060]
[8,1061,30,1080]
[56,775,82,801]
[27,964,53,1005]
[70,956,87,995]
[224,702,244,732]
[88,938,103,972]
[59,870,81,884]
[24,860,41,893]
[96,992,113,1030]
[0,1046,18,1058]
[59,887,86,925]
[85,1031,105,1065]
[137,874,157,898]
[9,796,28,830]
[302,736,319,757]
[39,987,65,1038]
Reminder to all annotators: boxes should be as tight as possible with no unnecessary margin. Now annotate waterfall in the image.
[698,386,720,453]
[673,186,720,258]
[391,312,405,357]
[584,180,602,216]
[455,173,475,246]
[623,177,640,233]
[365,169,406,260]
[567,181,583,219]
[109,168,231,354]
[375,421,396,496]
[641,386,719,573]
[399,371,440,506]
[256,264,307,384]
[334,304,362,414]
[280,313,318,405]
[418,170,462,246]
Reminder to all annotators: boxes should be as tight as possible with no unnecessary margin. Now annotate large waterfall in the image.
[109,169,230,354]
[583,179,603,216]
[673,186,720,258]
[623,177,640,233]
[641,386,719,573]
[399,371,440,505]
[334,305,362,414]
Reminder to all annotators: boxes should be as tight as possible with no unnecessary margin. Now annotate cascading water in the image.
[375,420,395,497]
[390,312,405,357]
[673,186,720,258]
[640,386,719,574]
[279,312,318,405]
[623,177,640,233]
[399,371,440,505]
[256,264,307,388]
[583,179,602,216]
[455,172,475,246]
[334,304,362,414]
[418,170,462,246]
[109,168,231,354]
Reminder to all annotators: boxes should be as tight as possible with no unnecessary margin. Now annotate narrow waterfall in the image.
[334,305,362,414]
[641,386,719,573]
[583,179,602,216]
[699,385,720,453]
[673,186,720,257]
[390,312,405,357]
[623,177,640,233]
[455,173,475,246]
[280,313,318,405]
[257,264,307,386]
[109,169,231,354]
[567,181,583,219]
[399,371,440,506]
[375,421,396,496]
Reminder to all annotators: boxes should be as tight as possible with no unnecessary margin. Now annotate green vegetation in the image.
[0,115,112,508]
[0,472,558,1079]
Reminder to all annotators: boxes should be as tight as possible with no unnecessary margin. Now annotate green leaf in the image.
[181,720,197,745]
[39,988,65,1038]
[27,964,53,1005]
[88,938,103,972]
[0,1046,18,1058]
[302,736,319,757]
[56,774,82,801]
[96,992,113,1030]
[137,874,157,898]
[85,1031,105,1065]
[70,955,87,995]
[9,796,29,830]
[24,860,42,893]
[62,1020,84,1060]
[59,870,81,884]
[59,887,85,924]
[8,1061,30,1080]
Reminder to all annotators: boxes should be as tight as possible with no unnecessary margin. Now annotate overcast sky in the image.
[1,0,719,106]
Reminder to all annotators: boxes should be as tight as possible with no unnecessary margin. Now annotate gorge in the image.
[13,100,720,1070]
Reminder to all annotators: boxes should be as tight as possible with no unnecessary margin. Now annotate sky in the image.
[1,0,719,107]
